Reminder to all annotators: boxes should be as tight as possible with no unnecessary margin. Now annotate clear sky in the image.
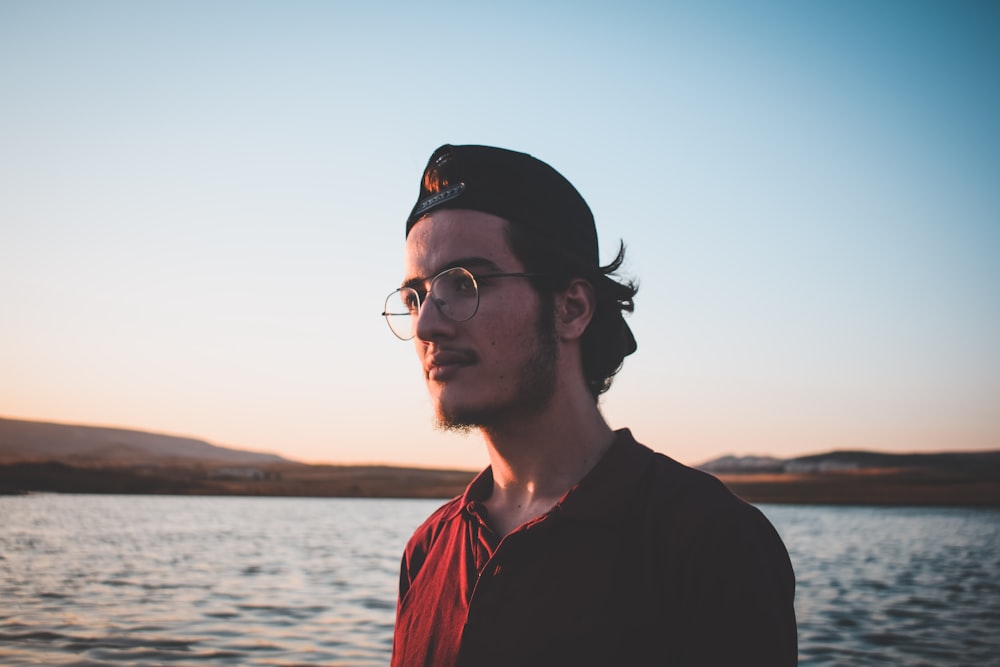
[2,0,998,470]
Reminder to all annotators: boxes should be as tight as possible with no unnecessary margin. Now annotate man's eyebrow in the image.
[401,257,502,289]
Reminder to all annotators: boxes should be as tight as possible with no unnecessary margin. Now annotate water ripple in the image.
[0,495,439,666]
[3,496,999,666]
[765,505,1000,666]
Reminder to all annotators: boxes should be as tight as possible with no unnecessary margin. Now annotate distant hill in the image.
[698,449,1000,475]
[694,449,1000,506]
[3,416,998,505]
[0,417,289,465]
[696,455,787,474]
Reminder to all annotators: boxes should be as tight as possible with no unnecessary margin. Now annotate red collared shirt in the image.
[391,429,797,666]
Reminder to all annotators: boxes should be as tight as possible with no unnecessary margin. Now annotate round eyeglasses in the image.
[382,266,542,340]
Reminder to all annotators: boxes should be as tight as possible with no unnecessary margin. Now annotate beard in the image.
[436,302,558,432]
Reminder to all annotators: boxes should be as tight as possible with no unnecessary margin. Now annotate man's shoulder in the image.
[617,430,740,506]
[620,431,779,537]
[647,447,738,506]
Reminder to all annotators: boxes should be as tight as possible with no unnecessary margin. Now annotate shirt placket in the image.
[459,508,552,665]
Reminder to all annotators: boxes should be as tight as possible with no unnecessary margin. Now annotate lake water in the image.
[1,495,998,666]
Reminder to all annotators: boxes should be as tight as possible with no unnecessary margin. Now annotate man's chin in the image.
[433,401,485,433]
[432,396,548,434]
[435,418,478,435]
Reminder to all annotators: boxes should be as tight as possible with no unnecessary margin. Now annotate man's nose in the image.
[414,295,454,341]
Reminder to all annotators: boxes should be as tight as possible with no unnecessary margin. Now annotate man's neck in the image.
[478,391,615,536]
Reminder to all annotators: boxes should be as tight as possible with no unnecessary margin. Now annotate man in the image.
[384,144,797,666]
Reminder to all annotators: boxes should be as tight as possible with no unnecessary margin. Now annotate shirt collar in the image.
[443,428,655,524]
[551,428,654,524]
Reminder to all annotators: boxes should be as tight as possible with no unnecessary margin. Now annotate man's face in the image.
[403,209,557,430]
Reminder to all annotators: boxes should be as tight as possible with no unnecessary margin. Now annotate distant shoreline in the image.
[4,417,998,506]
[718,470,1000,507]
[2,461,998,507]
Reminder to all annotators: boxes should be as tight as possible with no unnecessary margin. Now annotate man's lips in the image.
[424,349,476,380]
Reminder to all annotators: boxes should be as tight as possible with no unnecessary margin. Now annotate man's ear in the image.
[556,278,596,342]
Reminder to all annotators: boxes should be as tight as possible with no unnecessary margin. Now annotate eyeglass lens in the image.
[383,267,480,340]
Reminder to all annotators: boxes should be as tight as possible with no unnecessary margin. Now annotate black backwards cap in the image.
[405,144,637,360]
[405,144,599,267]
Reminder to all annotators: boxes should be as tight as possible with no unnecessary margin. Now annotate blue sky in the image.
[1,0,997,469]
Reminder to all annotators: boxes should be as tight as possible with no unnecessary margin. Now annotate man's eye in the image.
[441,272,475,295]
[402,291,420,312]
